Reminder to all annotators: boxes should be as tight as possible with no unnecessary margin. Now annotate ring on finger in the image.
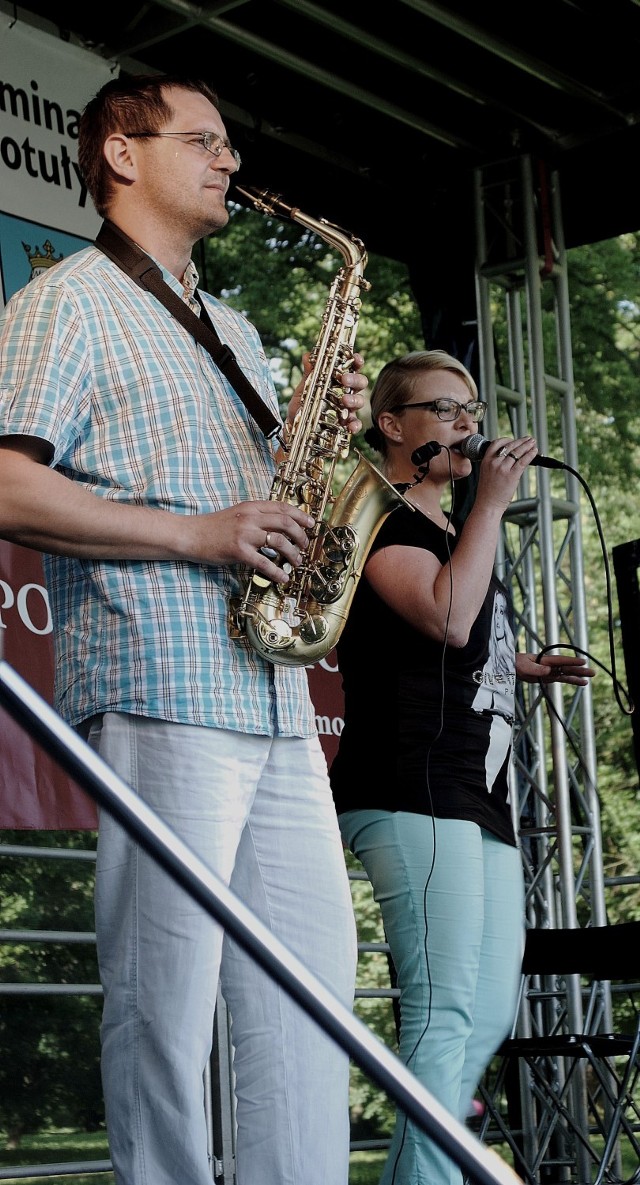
[498,446,509,458]
[259,531,279,560]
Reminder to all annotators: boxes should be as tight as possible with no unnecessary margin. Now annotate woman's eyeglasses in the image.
[392,398,487,423]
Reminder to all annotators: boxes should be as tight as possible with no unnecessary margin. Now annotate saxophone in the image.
[231,185,407,666]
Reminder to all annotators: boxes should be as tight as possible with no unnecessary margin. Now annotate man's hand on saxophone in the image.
[155,495,315,583]
[279,350,368,452]
[177,353,368,586]
[334,350,368,435]
[137,351,366,587]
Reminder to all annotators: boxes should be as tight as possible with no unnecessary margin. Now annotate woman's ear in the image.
[377,409,403,444]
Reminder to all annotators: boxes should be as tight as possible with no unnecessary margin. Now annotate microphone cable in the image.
[388,445,456,1185]
[460,436,632,716]
[533,460,633,718]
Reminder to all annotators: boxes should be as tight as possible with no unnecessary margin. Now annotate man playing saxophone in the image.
[0,72,366,1185]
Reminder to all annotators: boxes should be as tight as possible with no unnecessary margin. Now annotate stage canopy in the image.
[7,0,640,263]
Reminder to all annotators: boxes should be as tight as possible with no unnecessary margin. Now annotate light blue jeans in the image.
[90,713,357,1185]
[339,810,524,1185]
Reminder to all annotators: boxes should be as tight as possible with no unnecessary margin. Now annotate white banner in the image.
[0,13,115,241]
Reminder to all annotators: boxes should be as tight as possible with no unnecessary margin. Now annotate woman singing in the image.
[330,349,594,1185]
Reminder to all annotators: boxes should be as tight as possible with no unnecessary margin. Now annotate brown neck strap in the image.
[94,220,281,440]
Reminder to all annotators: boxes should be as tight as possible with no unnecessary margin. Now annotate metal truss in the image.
[473,154,619,1183]
[474,152,605,933]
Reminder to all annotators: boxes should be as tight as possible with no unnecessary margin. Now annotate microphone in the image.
[459,433,565,470]
[392,440,443,493]
[411,440,442,467]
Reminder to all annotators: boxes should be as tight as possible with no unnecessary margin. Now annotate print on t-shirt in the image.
[471,589,516,793]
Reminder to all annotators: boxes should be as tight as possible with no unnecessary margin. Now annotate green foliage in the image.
[348,1150,388,1184]
[0,833,103,1146]
[568,234,640,471]
[202,200,422,415]
[565,237,640,919]
[345,853,397,1138]
[0,1128,112,1184]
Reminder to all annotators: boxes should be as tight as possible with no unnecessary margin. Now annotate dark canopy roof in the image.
[11,0,640,262]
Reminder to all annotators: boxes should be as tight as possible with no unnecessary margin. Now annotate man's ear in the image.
[103,133,137,181]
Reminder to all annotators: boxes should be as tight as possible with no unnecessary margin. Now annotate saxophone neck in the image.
[234,185,367,271]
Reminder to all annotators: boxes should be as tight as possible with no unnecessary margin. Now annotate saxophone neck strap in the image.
[94,220,281,440]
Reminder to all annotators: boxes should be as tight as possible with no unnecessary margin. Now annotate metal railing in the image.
[0,657,521,1185]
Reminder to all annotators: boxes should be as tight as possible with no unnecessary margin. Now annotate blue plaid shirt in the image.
[0,246,316,736]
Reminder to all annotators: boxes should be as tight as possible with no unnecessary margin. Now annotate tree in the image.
[202,200,423,409]
[568,232,640,480]
[566,235,640,921]
[0,833,104,1148]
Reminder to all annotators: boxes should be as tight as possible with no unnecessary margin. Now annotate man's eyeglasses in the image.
[393,398,487,423]
[124,131,241,170]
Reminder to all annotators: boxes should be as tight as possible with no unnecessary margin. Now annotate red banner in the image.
[0,540,98,827]
[0,540,345,829]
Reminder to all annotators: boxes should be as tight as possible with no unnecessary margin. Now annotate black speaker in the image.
[612,538,640,782]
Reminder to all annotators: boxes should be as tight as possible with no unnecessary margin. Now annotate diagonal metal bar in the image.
[0,658,522,1185]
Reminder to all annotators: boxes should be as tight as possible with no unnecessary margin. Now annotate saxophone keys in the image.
[323,525,357,562]
[297,480,321,507]
[257,616,294,650]
[299,614,329,645]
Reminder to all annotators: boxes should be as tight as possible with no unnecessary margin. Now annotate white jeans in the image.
[90,713,357,1185]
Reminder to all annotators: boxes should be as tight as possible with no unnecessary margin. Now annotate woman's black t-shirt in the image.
[330,504,517,846]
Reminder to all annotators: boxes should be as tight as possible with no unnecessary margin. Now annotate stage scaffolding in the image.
[474,153,604,935]
[472,153,617,1183]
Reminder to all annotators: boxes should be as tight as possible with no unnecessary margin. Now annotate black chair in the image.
[476,921,640,1185]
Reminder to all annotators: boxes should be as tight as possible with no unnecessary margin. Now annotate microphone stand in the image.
[0,657,522,1185]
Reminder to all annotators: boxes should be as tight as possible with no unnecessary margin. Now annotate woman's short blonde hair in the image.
[365,350,478,459]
